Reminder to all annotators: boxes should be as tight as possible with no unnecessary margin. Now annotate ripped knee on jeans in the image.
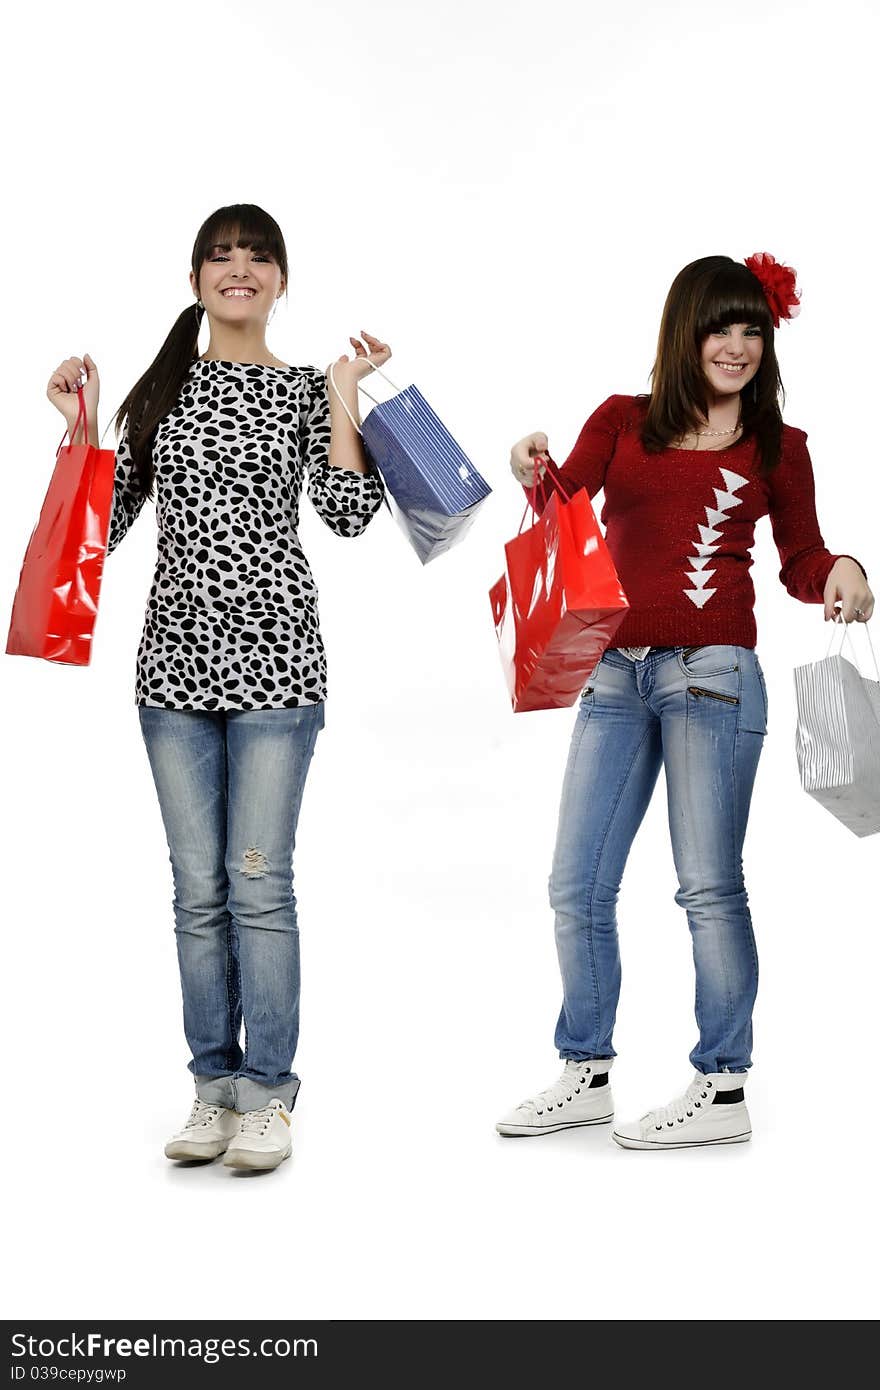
[239,846,269,879]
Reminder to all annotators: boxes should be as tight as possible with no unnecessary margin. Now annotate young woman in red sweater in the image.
[496,252,873,1149]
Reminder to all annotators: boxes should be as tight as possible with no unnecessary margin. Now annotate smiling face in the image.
[190,240,285,326]
[700,322,764,398]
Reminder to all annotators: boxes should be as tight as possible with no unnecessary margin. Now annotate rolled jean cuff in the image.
[195,1074,301,1113]
[558,1052,616,1062]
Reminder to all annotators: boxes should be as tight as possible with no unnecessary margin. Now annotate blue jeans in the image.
[138,703,324,1112]
[550,645,768,1074]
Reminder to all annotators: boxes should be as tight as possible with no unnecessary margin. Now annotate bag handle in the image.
[325,360,396,517]
[517,455,575,533]
[826,610,880,683]
[327,358,403,437]
[56,385,89,454]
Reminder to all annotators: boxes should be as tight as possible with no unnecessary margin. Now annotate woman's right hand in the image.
[47,354,100,435]
[510,432,550,486]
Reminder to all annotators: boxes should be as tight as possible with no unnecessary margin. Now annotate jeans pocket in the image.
[676,645,740,679]
[598,649,631,670]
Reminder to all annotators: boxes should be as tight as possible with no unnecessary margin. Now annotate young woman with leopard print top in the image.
[46,203,388,1172]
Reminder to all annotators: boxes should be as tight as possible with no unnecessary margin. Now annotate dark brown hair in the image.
[114,204,289,498]
[637,255,785,478]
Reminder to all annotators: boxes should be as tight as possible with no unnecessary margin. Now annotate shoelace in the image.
[645,1076,714,1131]
[517,1062,595,1116]
[239,1102,281,1136]
[184,1099,222,1130]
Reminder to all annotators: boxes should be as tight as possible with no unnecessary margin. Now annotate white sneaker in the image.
[612,1071,751,1150]
[496,1059,614,1136]
[164,1098,240,1161]
[223,1098,293,1170]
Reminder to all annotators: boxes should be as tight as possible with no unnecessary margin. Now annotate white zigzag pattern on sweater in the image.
[682,467,750,609]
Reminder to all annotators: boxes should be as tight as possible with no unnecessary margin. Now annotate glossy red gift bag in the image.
[6,389,116,665]
[489,469,629,712]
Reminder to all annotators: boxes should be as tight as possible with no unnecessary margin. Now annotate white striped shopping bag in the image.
[329,360,491,564]
[793,618,880,837]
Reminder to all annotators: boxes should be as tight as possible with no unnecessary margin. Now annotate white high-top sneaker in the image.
[496,1059,614,1136]
[612,1071,751,1150]
[223,1098,293,1170]
[164,1098,241,1161]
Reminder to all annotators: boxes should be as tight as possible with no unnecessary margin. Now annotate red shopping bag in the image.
[6,388,116,665]
[489,468,629,711]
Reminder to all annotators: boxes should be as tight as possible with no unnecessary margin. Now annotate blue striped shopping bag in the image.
[330,360,491,564]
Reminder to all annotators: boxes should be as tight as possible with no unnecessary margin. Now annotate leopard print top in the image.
[107,358,385,711]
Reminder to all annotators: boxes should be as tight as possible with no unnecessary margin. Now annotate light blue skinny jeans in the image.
[138,702,324,1112]
[550,645,768,1074]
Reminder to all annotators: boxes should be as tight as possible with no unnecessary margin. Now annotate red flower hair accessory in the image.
[743,251,801,328]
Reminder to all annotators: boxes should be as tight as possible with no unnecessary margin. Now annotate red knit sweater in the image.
[525,394,867,649]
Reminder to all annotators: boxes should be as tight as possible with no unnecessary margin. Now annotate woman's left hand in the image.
[326,331,392,387]
[824,557,874,622]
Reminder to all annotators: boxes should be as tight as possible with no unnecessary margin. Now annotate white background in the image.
[2,0,878,1322]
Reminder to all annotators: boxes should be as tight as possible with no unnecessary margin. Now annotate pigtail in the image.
[113,302,204,500]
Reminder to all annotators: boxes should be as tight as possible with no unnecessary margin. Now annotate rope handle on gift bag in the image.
[517,454,576,534]
[327,358,403,436]
[825,608,880,683]
[325,359,398,515]
[57,380,126,454]
[55,382,90,454]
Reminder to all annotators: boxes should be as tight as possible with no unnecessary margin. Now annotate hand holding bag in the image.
[6,387,116,665]
[490,464,629,712]
[329,359,491,564]
[793,617,880,837]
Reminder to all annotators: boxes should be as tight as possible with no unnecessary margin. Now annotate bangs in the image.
[192,204,287,273]
[697,265,773,336]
